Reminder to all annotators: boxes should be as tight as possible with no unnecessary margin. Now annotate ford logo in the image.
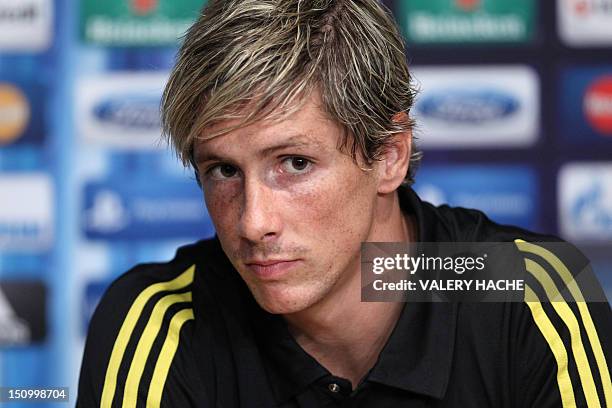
[93,95,160,130]
[417,90,518,124]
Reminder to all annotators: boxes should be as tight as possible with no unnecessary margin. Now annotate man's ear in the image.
[377,112,412,194]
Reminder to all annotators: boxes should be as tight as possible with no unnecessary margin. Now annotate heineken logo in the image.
[396,0,533,44]
[81,0,204,46]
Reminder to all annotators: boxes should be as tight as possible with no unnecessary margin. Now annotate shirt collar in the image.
[250,306,328,403]
[251,186,458,402]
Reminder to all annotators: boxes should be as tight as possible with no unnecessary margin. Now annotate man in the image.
[77,0,612,407]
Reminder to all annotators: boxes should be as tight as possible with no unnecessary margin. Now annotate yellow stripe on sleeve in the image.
[525,258,600,408]
[524,285,577,408]
[122,291,193,408]
[146,308,195,408]
[516,240,612,407]
[100,265,195,408]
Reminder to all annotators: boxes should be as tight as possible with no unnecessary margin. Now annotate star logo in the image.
[131,0,158,16]
[455,0,481,12]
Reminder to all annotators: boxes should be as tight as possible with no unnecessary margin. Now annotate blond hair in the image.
[161,0,422,183]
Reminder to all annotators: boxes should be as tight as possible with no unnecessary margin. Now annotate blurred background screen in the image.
[0,0,610,405]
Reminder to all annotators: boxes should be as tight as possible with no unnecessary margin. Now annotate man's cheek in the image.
[286,186,339,225]
[204,193,239,234]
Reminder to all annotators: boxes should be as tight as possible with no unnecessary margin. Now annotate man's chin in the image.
[249,286,318,315]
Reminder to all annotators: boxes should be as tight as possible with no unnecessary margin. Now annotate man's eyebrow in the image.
[194,134,322,164]
[258,134,318,156]
[193,151,224,165]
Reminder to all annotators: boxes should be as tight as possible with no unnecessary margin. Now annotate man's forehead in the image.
[193,92,340,161]
[193,129,330,163]
[205,90,326,131]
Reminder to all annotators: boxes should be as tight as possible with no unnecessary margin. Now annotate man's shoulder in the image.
[77,238,222,407]
[98,238,221,306]
[435,203,597,277]
[85,238,233,350]
[426,200,558,243]
[430,201,605,303]
[427,206,612,407]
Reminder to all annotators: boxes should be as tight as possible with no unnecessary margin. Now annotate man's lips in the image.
[244,259,301,279]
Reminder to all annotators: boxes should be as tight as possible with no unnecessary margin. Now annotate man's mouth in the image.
[244,259,301,279]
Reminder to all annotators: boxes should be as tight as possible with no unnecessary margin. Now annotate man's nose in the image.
[238,178,282,243]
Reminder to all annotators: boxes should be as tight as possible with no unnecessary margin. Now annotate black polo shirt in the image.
[77,186,612,407]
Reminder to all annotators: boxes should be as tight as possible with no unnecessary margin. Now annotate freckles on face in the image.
[202,178,240,227]
[193,92,380,313]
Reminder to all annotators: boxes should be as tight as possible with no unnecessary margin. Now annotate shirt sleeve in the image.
[513,239,612,408]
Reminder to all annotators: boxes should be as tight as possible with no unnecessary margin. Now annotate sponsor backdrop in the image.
[0,0,610,405]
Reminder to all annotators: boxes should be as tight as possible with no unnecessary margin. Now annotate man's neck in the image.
[283,191,415,388]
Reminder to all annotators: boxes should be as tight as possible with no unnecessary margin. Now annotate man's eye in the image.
[281,157,312,174]
[208,164,238,179]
